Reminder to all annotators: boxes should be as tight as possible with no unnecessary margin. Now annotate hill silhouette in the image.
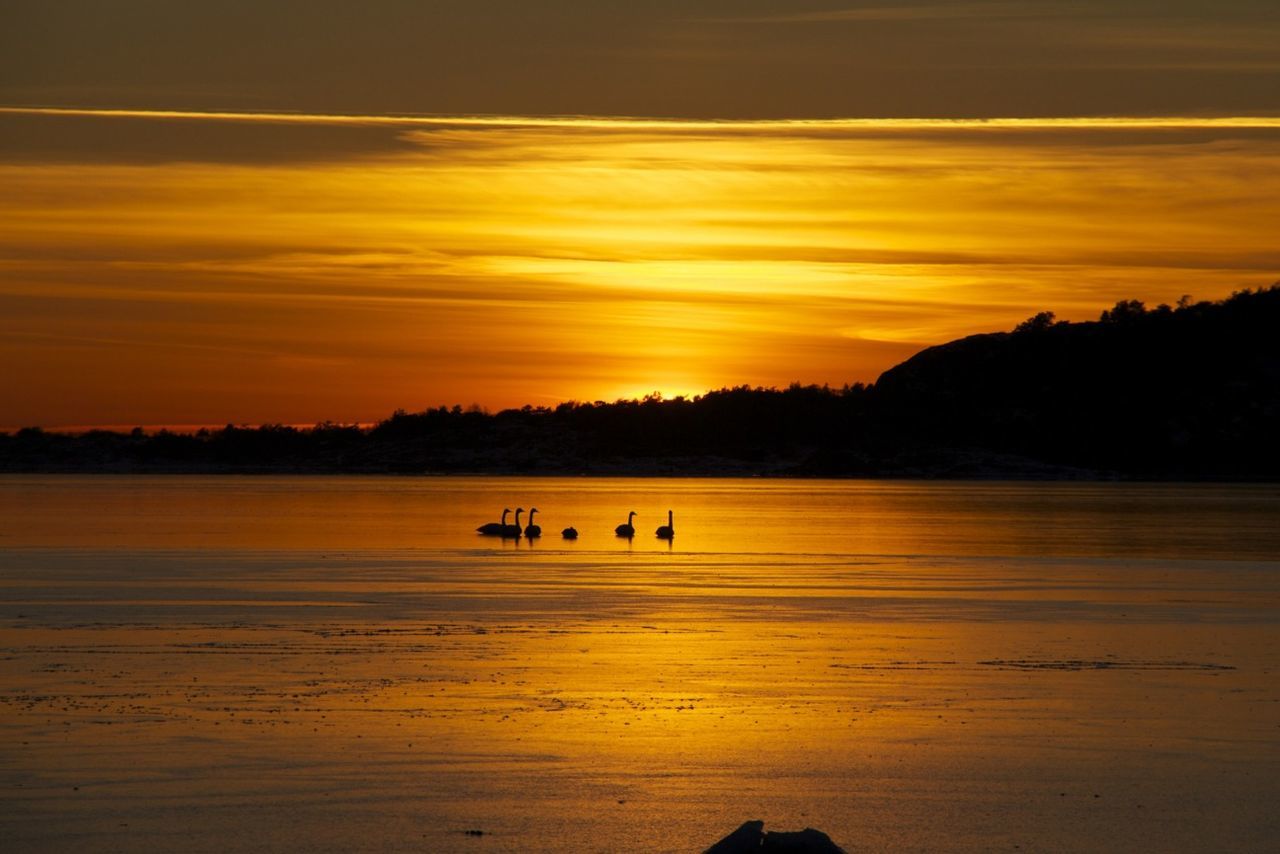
[874,287,1280,478]
[4,285,1278,479]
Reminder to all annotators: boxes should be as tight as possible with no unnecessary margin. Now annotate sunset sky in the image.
[3,2,1279,427]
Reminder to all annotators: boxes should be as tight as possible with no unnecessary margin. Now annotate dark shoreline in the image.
[4,465,1276,483]
[6,286,1277,482]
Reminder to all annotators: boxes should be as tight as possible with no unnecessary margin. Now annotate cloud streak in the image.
[3,111,1278,425]
[5,106,1280,131]
[700,2,1077,25]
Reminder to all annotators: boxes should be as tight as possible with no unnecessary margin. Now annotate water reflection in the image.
[1,475,1278,851]
[1,475,1277,559]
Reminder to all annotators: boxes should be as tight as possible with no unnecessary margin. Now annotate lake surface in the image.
[1,476,1278,852]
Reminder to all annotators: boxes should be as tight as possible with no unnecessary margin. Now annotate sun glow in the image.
[3,108,1279,425]
[595,384,714,406]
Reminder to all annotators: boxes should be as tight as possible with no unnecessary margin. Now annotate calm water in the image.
[1,476,1278,852]
[2,475,1278,557]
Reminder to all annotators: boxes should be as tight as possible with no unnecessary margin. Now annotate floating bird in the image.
[561,527,578,540]
[524,507,542,538]
[503,507,524,538]
[615,511,637,537]
[476,508,511,536]
[656,510,674,539]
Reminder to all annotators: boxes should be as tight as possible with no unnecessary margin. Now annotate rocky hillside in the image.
[873,286,1280,477]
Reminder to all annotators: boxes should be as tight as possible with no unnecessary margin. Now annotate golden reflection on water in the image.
[2,475,1279,559]
[1,477,1278,851]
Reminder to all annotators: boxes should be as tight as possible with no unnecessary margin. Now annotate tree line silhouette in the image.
[4,285,1277,479]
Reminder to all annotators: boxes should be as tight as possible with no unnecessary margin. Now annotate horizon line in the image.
[0,422,378,436]
[5,106,1280,131]
[2,384,861,435]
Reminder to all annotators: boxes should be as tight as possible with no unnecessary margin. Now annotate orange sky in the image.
[3,1,1279,427]
[2,110,1279,426]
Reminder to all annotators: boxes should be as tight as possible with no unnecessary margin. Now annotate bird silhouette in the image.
[476,508,511,536]
[615,511,637,537]
[561,527,578,540]
[656,510,674,539]
[524,507,542,538]
[503,507,524,538]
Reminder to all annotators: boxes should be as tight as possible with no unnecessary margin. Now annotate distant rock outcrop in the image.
[705,820,847,854]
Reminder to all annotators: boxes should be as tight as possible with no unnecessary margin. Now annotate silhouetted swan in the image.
[477,508,511,536]
[562,527,578,539]
[524,507,542,538]
[503,507,524,538]
[615,511,637,537]
[656,510,674,539]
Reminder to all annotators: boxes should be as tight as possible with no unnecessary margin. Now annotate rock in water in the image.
[763,827,845,853]
[704,821,847,854]
[705,820,764,854]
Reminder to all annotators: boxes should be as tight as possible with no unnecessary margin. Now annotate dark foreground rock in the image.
[705,820,847,853]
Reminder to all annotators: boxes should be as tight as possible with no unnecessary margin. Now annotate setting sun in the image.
[3,109,1278,427]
